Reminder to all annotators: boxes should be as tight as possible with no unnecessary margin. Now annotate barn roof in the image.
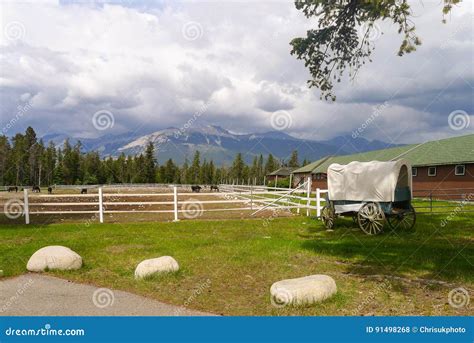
[307,134,474,174]
[267,167,297,177]
[292,156,331,174]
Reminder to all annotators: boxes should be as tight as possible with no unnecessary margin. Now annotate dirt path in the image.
[0,274,214,316]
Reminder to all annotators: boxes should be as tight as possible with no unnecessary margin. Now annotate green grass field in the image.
[0,211,472,316]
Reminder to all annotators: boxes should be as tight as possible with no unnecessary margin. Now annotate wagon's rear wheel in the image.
[321,205,336,230]
[387,205,416,232]
[357,202,385,235]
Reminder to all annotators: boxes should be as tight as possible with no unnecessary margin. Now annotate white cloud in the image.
[0,0,472,143]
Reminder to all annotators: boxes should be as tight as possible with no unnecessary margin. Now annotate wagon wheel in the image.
[387,205,416,232]
[321,205,336,230]
[357,202,385,235]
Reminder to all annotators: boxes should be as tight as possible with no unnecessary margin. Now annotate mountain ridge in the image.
[42,125,402,165]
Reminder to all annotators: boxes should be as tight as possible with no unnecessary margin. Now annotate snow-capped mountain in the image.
[42,125,400,165]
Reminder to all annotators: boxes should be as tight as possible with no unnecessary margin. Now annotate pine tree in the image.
[250,156,258,184]
[43,141,56,186]
[0,136,12,186]
[265,154,278,175]
[11,132,28,185]
[164,159,176,183]
[231,153,245,182]
[288,150,299,168]
[208,160,215,184]
[53,148,64,185]
[144,141,156,183]
[257,154,264,184]
[181,159,189,184]
[189,151,201,184]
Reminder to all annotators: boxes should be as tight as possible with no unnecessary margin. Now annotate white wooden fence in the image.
[14,180,328,224]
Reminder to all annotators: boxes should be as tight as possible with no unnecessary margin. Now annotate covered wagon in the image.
[321,159,416,235]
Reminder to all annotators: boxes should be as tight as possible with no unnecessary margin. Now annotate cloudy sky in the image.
[0,0,472,144]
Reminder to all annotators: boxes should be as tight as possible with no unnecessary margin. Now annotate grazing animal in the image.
[47,187,53,194]
[191,185,202,193]
[32,186,41,193]
[210,185,219,192]
[80,188,88,194]
[7,186,18,193]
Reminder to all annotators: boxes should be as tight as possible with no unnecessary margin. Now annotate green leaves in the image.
[291,0,455,101]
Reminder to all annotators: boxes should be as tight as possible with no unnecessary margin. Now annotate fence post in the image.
[429,191,433,214]
[250,184,253,210]
[289,174,292,189]
[316,188,321,218]
[23,188,30,225]
[306,177,311,216]
[173,186,179,221]
[98,187,104,223]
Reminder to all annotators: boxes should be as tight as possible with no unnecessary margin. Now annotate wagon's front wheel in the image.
[321,205,336,230]
[357,202,385,235]
[387,205,416,232]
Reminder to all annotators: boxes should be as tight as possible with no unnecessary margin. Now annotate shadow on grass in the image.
[301,214,474,283]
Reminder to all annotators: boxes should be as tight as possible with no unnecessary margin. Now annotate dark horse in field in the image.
[7,186,18,192]
[210,185,219,192]
[47,187,53,194]
[81,188,88,194]
[191,185,202,193]
[32,186,41,193]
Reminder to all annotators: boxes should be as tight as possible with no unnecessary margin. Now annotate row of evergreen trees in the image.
[0,127,306,187]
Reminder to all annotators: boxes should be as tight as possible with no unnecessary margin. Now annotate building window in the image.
[315,173,327,180]
[428,166,437,177]
[455,165,465,176]
[412,167,417,177]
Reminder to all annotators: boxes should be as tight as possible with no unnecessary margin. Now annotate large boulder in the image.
[27,246,82,272]
[134,256,179,279]
[270,274,337,307]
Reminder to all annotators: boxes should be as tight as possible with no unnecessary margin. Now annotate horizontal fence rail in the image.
[2,183,472,224]
[2,180,322,224]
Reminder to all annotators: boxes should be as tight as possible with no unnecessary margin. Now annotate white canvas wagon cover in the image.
[327,160,412,202]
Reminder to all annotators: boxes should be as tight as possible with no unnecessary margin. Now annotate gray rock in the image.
[134,256,179,279]
[270,274,337,307]
[27,246,82,272]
